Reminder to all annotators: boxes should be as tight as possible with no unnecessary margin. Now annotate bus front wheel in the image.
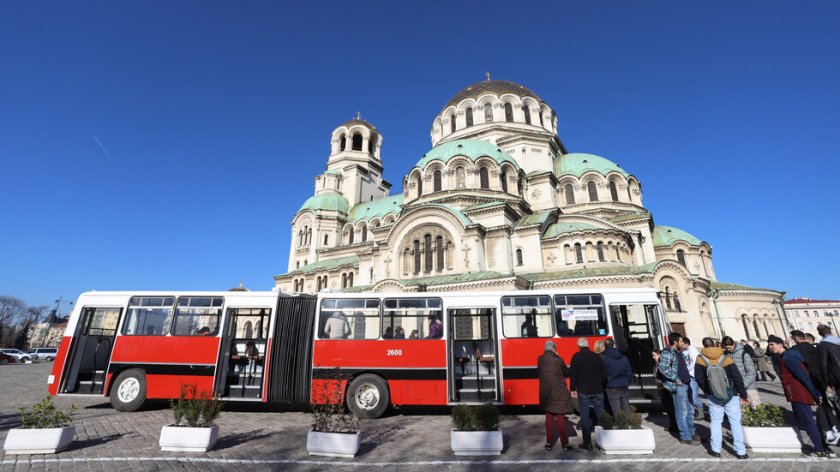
[346,374,389,419]
[110,369,147,412]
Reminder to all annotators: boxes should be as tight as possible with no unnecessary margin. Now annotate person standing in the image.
[659,332,697,444]
[653,349,678,433]
[769,335,827,457]
[817,324,840,445]
[695,337,749,459]
[683,337,704,418]
[723,336,760,407]
[790,329,837,450]
[753,341,776,381]
[602,338,633,418]
[569,337,607,450]
[426,314,442,339]
[538,340,574,452]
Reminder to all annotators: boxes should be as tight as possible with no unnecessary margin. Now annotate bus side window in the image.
[171,297,223,336]
[553,294,606,337]
[123,297,175,336]
[500,295,553,338]
[319,298,380,339]
[382,298,442,340]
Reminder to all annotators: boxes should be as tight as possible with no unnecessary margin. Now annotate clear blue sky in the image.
[2,1,838,312]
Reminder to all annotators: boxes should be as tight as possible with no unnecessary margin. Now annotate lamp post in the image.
[53,297,73,321]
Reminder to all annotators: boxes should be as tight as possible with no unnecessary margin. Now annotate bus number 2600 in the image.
[386,349,403,356]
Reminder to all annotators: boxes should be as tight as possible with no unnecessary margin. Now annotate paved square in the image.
[1,362,837,471]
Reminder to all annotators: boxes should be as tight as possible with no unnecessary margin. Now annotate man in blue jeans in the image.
[569,337,607,450]
[659,332,698,445]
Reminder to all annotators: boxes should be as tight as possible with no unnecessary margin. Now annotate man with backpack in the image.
[695,337,749,459]
[723,336,760,406]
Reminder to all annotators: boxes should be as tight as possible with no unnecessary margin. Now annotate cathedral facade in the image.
[274,79,786,343]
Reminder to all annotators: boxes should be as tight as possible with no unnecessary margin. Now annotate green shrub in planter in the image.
[741,404,785,428]
[170,385,223,428]
[452,404,499,431]
[598,406,643,430]
[17,396,77,429]
[310,368,360,433]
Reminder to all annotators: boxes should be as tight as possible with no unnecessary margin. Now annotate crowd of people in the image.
[537,324,840,458]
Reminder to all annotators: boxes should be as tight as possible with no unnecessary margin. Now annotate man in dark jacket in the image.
[695,337,749,459]
[602,338,632,417]
[569,337,607,450]
[790,330,838,449]
[538,340,574,451]
[817,324,840,445]
[769,335,827,457]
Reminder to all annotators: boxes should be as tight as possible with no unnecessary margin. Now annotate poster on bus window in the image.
[560,309,599,321]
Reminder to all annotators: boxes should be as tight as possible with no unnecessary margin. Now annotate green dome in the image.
[347,195,404,223]
[555,153,630,178]
[652,225,702,247]
[541,221,601,239]
[298,191,349,215]
[415,139,520,170]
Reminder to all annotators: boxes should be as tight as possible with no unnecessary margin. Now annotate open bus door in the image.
[609,303,665,402]
[448,307,499,403]
[61,307,121,394]
[216,308,270,400]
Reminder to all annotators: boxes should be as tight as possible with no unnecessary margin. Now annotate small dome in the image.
[652,225,703,247]
[415,139,520,170]
[298,191,349,215]
[443,80,542,111]
[555,153,630,178]
[347,195,404,223]
[337,118,377,132]
[228,280,249,292]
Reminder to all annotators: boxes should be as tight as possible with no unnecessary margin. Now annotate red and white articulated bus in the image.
[49,288,669,418]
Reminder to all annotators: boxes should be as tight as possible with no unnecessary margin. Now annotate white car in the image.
[29,347,58,361]
[0,349,31,362]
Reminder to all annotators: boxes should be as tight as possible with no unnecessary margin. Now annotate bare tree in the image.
[14,306,46,349]
[0,296,26,346]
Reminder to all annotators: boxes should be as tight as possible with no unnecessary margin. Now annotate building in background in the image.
[784,298,840,335]
[274,78,786,342]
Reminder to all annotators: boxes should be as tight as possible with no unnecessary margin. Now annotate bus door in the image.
[448,307,499,403]
[609,303,664,397]
[216,308,270,399]
[61,307,121,394]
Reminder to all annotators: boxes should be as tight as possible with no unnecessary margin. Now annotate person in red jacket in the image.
[768,335,827,457]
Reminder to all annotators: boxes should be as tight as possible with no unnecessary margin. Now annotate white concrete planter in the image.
[3,426,75,455]
[743,426,802,453]
[594,426,655,454]
[450,429,504,456]
[306,429,361,458]
[159,424,219,452]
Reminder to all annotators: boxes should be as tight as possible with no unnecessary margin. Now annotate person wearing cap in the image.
[768,334,828,457]
[538,339,574,452]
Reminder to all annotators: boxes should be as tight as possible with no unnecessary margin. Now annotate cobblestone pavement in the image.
[1,362,838,471]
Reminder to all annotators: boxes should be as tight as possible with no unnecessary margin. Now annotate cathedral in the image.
[274,78,787,343]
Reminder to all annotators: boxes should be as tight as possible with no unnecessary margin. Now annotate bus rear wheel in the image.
[110,369,146,412]
[346,374,389,419]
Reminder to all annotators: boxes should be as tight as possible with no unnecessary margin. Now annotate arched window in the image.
[295,261,300,269]
[523,106,531,124]
[484,103,493,122]
[539,109,544,126]
[413,240,420,274]
[403,249,410,274]
[516,248,523,266]
[753,317,761,339]
[436,236,444,270]
[741,315,751,339]
[574,243,583,263]
[479,167,489,189]
[763,318,771,337]
[500,170,508,193]
[664,287,673,310]
[564,184,575,204]
[369,267,374,282]
[323,276,328,289]
[316,277,322,291]
[587,181,598,201]
[455,166,465,188]
[341,273,347,288]
[677,249,687,268]
[424,234,432,273]
[302,226,308,246]
[351,133,363,151]
[361,226,367,242]
[596,242,605,262]
[415,174,423,197]
[615,245,621,261]
[518,175,524,196]
[307,228,312,246]
[674,293,682,312]
[504,103,513,122]
[298,230,302,247]
[348,228,354,245]
[466,107,473,127]
[609,181,619,202]
[293,280,298,291]
[339,134,346,151]
[450,115,457,133]
[368,135,376,154]
[324,234,329,245]
[627,184,633,201]
[433,170,442,192]
[348,272,353,287]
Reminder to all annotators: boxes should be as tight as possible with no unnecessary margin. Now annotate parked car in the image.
[0,351,14,364]
[0,349,31,362]
[29,347,58,361]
